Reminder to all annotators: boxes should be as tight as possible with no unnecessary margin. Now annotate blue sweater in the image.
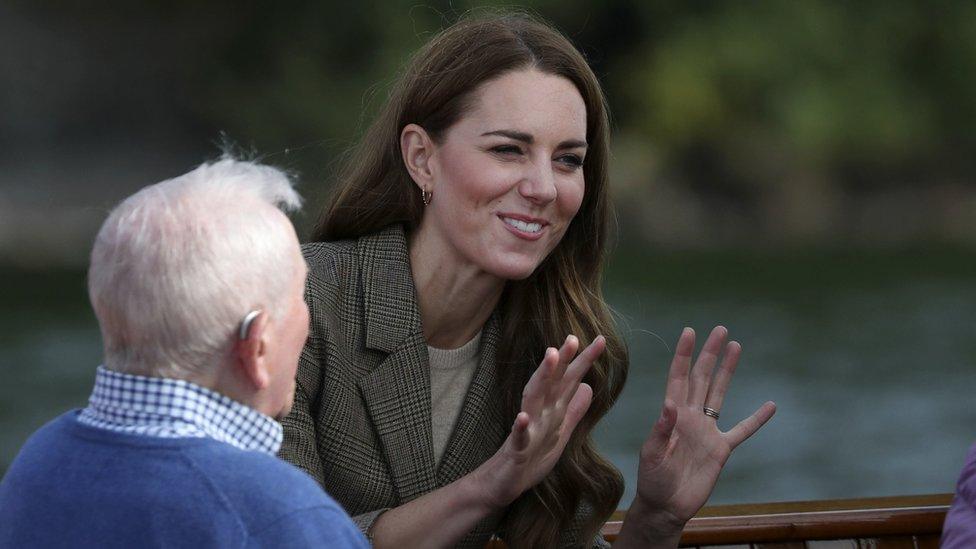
[0,412,369,548]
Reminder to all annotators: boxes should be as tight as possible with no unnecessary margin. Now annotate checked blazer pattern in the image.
[279,225,606,548]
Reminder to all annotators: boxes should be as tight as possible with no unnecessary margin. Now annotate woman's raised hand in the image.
[473,334,605,510]
[624,326,776,543]
[369,336,604,546]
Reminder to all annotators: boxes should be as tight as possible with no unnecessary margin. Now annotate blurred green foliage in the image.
[623,2,976,188]
[186,1,976,190]
[7,0,976,247]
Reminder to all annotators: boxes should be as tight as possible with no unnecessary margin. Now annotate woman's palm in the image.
[635,327,776,523]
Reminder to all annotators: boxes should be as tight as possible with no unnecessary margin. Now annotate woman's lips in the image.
[499,214,547,240]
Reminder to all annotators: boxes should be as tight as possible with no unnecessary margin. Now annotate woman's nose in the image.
[517,160,558,205]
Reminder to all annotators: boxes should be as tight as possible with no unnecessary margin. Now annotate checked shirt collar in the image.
[77,366,282,455]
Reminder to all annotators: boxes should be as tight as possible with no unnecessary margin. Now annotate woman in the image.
[280,12,775,548]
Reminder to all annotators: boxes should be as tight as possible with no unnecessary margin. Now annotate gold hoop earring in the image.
[421,188,432,206]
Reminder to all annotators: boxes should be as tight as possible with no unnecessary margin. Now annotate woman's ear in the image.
[400,123,437,191]
[234,311,271,390]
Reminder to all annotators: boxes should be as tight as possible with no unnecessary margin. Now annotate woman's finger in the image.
[549,335,579,403]
[641,398,677,468]
[556,382,594,450]
[556,335,579,371]
[558,336,606,404]
[687,326,727,407]
[664,328,696,405]
[510,412,531,452]
[724,401,777,449]
[704,341,741,414]
[520,347,557,417]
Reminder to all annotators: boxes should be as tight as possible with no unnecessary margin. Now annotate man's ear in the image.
[234,311,271,390]
[401,123,437,192]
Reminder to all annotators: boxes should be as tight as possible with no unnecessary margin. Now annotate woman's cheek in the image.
[560,179,586,218]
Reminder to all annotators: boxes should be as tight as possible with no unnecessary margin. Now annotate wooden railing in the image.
[488,493,953,547]
[606,493,953,548]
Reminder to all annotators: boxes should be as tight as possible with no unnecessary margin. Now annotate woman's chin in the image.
[486,257,543,281]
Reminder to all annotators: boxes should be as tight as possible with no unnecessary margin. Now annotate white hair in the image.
[88,156,303,378]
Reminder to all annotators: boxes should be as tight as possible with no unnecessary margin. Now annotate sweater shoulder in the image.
[183,442,342,518]
[0,416,306,547]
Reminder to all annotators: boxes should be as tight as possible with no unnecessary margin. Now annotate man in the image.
[0,158,368,548]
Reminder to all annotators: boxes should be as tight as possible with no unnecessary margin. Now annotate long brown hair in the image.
[315,11,628,547]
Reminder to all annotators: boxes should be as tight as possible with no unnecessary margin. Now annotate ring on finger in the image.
[703,406,720,420]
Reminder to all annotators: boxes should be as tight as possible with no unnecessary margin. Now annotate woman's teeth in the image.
[502,217,543,233]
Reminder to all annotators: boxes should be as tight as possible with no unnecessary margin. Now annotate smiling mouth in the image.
[500,216,544,234]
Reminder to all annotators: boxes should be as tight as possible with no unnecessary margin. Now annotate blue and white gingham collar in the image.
[77,366,283,455]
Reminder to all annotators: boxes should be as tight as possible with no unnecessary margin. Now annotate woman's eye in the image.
[557,154,584,169]
[491,145,523,155]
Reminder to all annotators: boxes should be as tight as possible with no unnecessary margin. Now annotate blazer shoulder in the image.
[301,240,358,286]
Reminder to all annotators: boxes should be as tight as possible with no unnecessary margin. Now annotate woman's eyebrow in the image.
[558,138,588,150]
[482,129,534,143]
[481,129,587,149]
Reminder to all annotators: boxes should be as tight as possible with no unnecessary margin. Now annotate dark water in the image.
[597,247,976,505]
[2,249,975,508]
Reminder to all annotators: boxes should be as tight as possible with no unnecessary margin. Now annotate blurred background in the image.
[1,1,974,507]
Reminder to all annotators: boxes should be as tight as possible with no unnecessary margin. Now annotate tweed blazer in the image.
[279,225,606,548]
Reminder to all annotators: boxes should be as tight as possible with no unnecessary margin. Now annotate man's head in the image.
[88,157,309,419]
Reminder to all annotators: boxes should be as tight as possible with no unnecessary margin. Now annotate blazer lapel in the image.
[356,226,437,503]
[435,313,509,486]
[359,226,419,354]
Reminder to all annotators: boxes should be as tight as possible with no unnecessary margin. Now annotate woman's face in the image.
[421,68,588,281]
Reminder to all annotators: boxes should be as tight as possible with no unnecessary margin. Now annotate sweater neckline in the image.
[426,330,482,370]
